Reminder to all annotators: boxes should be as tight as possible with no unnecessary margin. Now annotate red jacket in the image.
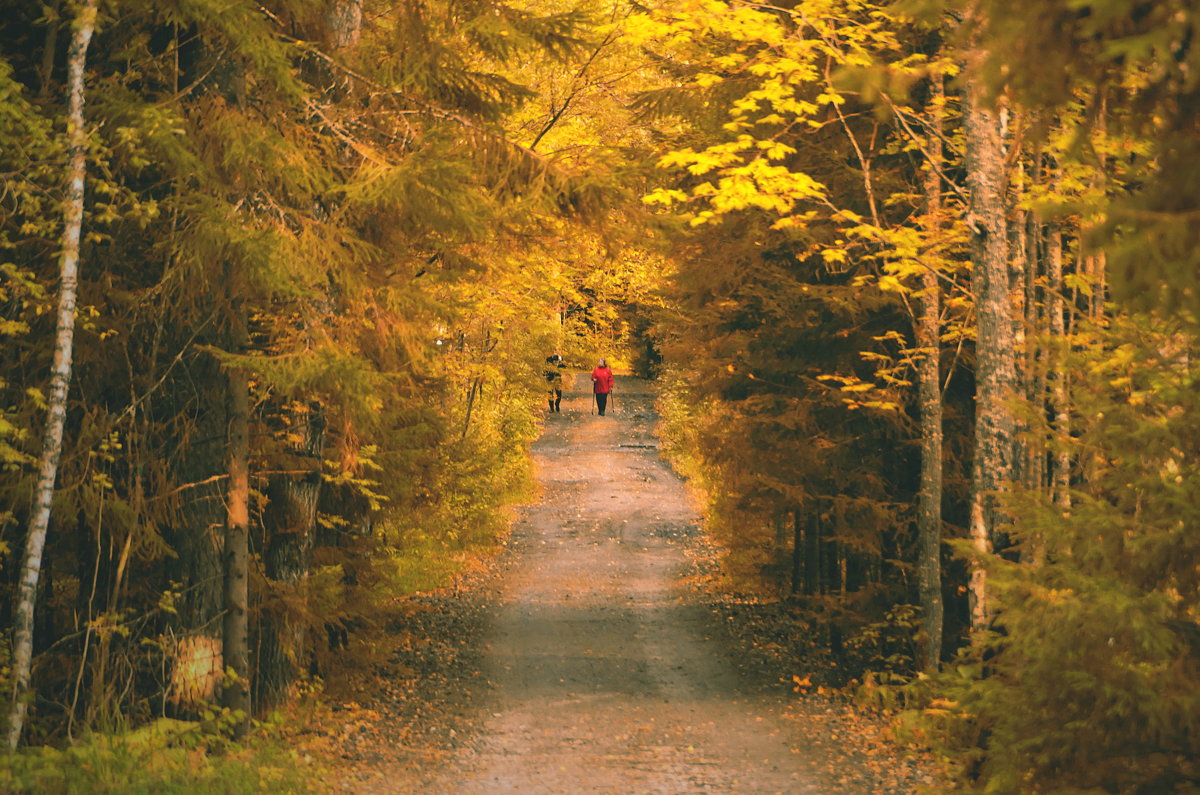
[591,366,614,394]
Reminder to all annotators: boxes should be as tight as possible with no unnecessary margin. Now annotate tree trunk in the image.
[160,4,240,673]
[1090,94,1108,321]
[37,1,61,99]
[325,0,362,50]
[462,376,482,440]
[165,355,228,635]
[257,403,325,710]
[804,508,820,596]
[962,58,1014,635]
[221,307,251,737]
[790,510,802,596]
[1009,173,1029,493]
[916,72,945,670]
[255,1,361,705]
[1024,208,1044,485]
[1091,252,1107,320]
[1047,226,1071,510]
[5,0,98,750]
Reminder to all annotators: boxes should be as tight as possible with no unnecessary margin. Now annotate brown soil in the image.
[325,374,941,793]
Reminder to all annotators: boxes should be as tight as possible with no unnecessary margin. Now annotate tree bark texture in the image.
[1024,204,1048,496]
[5,0,98,750]
[37,1,61,99]
[916,72,945,670]
[790,510,802,596]
[963,72,1014,635]
[325,0,362,50]
[165,352,229,636]
[257,403,326,710]
[1047,227,1071,510]
[221,309,251,736]
[305,0,362,99]
[1008,180,1029,492]
[255,0,360,707]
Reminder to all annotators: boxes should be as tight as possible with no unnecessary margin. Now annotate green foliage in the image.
[0,60,62,246]
[640,0,961,669]
[0,719,316,794]
[967,0,1200,322]
[652,217,915,613]
[633,0,925,233]
[5,0,1199,789]
[856,315,1200,791]
[645,0,1200,791]
[937,316,1200,792]
[0,0,641,748]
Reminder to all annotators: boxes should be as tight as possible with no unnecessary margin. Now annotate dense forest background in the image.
[2,0,1198,791]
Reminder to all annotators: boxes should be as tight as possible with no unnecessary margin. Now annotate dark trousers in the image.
[595,392,608,415]
[548,389,562,412]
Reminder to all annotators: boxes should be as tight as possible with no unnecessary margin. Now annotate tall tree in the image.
[916,71,946,669]
[1045,225,1071,512]
[256,0,362,712]
[960,7,1013,634]
[221,298,250,736]
[5,0,98,750]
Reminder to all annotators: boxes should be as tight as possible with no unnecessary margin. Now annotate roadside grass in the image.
[0,716,320,794]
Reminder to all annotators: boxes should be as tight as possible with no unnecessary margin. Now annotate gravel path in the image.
[337,373,935,793]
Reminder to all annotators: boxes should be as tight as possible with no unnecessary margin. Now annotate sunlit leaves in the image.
[635,0,898,226]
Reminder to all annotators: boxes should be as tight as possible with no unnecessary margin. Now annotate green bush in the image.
[933,316,1200,793]
[0,718,317,794]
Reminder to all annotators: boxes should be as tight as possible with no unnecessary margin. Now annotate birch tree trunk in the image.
[916,73,945,670]
[5,0,98,750]
[963,54,1015,635]
[1008,165,1029,493]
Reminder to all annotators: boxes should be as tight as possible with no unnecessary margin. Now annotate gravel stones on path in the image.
[333,375,937,793]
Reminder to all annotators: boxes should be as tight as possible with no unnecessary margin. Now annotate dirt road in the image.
[336,373,933,792]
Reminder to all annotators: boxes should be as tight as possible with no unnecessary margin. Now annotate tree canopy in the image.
[2,0,1198,791]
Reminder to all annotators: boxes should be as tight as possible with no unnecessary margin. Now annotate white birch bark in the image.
[6,0,99,750]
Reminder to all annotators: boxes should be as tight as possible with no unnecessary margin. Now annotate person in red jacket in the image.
[591,358,615,415]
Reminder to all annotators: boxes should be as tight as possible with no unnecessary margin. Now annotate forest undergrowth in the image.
[4,0,1200,791]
